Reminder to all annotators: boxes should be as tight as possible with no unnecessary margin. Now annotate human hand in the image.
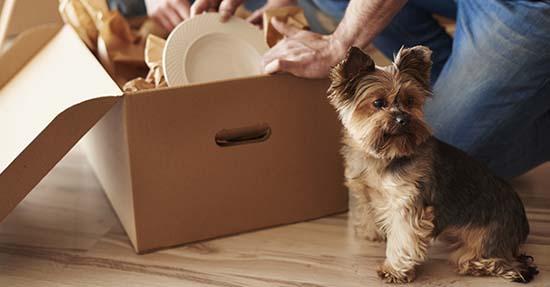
[262,18,347,79]
[190,0,245,22]
[145,0,191,31]
[246,0,297,26]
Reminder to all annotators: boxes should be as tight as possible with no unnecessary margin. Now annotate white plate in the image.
[163,13,269,87]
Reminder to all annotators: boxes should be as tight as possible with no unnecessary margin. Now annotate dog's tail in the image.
[457,253,539,283]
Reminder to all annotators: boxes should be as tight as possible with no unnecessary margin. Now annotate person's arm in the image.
[263,0,407,78]
[334,0,407,52]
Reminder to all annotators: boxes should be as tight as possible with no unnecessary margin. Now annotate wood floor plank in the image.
[1,145,549,286]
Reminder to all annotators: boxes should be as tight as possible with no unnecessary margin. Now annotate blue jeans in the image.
[318,0,550,178]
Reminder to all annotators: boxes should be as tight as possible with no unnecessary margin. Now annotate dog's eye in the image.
[373,99,386,109]
[407,96,414,106]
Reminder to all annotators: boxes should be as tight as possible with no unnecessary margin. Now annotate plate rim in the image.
[163,13,268,87]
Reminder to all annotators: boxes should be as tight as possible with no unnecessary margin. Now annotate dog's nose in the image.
[395,113,410,126]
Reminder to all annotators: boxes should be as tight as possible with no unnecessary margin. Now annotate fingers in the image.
[263,43,307,76]
[190,0,216,17]
[148,0,191,31]
[190,0,243,21]
[153,14,174,31]
[163,5,184,29]
[218,0,243,22]
[262,40,304,66]
[261,34,326,78]
[270,17,300,37]
[263,59,301,76]
[171,0,190,20]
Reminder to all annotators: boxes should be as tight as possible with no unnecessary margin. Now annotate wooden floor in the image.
[0,144,549,287]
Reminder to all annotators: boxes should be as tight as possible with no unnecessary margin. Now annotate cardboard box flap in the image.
[0,0,62,48]
[0,24,60,88]
[0,25,122,221]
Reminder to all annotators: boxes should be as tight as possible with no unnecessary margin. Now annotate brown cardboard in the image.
[0,0,62,48]
[0,23,348,253]
[125,76,347,252]
[0,25,121,221]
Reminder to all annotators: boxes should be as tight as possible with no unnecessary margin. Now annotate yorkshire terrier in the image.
[327,46,538,283]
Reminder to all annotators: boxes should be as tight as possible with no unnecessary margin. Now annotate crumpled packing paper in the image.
[123,34,167,92]
[262,6,308,48]
[59,0,167,84]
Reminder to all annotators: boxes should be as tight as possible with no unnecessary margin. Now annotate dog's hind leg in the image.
[445,226,538,283]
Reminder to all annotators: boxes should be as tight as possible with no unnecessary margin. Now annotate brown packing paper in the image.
[122,77,155,92]
[263,6,308,48]
[286,15,307,30]
[58,0,98,50]
[137,19,169,41]
[76,0,110,27]
[59,0,169,85]
[123,34,166,92]
[145,34,164,68]
[98,11,143,66]
[144,34,166,87]
[96,13,149,85]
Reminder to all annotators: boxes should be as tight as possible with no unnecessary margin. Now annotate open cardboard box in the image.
[0,19,348,253]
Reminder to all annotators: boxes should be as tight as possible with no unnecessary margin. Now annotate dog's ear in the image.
[328,47,375,105]
[330,47,375,83]
[394,46,432,90]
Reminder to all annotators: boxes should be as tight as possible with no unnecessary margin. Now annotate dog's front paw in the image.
[376,264,415,284]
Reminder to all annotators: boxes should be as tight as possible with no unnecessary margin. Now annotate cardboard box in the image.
[0,0,62,49]
[0,22,348,253]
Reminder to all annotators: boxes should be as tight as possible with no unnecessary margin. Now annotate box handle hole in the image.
[215,123,271,147]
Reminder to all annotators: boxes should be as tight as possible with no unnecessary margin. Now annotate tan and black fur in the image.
[327,46,538,283]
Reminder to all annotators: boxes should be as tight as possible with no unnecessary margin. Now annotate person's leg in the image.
[488,112,550,178]
[373,0,456,85]
[426,0,550,178]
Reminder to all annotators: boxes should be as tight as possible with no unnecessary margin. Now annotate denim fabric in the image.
[311,0,348,21]
[371,0,456,85]
[425,0,550,178]
[322,0,550,178]
[108,0,147,16]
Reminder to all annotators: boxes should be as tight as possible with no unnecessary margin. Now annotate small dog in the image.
[327,46,538,283]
